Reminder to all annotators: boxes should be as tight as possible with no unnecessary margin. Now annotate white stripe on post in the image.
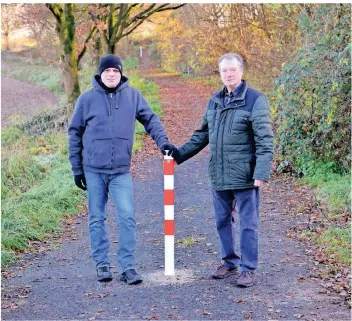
[164,175,174,190]
[164,205,174,220]
[164,152,175,276]
[164,235,174,276]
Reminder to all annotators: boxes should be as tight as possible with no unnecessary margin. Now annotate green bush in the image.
[274,4,351,174]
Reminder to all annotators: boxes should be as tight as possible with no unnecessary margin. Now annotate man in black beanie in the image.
[68,54,176,284]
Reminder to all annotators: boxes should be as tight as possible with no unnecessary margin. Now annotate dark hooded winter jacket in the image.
[68,75,168,175]
[177,80,274,190]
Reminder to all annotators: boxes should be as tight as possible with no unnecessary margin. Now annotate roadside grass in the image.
[315,227,351,266]
[1,55,162,266]
[1,62,65,99]
[302,164,350,218]
[1,132,83,264]
[300,165,351,267]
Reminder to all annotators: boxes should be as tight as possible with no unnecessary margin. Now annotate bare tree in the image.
[90,3,185,54]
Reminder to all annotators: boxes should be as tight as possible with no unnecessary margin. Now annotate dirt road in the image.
[1,76,60,127]
[1,70,349,320]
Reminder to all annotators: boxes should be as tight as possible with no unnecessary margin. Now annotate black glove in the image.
[160,142,177,156]
[74,174,87,191]
[160,143,182,164]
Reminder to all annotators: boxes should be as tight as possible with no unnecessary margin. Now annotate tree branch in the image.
[45,3,63,25]
[118,19,145,41]
[77,25,98,65]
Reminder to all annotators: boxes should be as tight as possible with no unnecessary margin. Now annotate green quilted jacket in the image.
[177,80,274,190]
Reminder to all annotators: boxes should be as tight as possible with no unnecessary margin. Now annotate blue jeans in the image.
[84,171,135,273]
[212,188,260,272]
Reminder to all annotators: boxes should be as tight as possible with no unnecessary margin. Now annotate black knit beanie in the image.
[98,54,123,75]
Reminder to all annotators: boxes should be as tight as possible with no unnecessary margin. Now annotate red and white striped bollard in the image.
[164,152,175,275]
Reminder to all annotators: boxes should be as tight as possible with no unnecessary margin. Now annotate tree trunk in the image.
[100,37,115,55]
[63,4,80,105]
[108,42,116,54]
[3,32,10,51]
[63,62,80,105]
[92,37,103,71]
[47,4,81,107]
[100,32,110,55]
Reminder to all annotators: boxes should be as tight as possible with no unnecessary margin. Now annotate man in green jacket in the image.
[172,53,274,287]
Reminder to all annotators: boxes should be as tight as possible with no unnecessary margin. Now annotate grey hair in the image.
[218,53,244,69]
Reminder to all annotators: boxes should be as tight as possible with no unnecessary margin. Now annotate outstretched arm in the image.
[135,90,168,149]
[176,111,209,164]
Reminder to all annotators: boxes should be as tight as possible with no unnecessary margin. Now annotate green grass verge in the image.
[300,163,351,266]
[2,62,65,98]
[314,227,351,266]
[1,56,163,266]
[302,163,350,217]
[1,133,85,265]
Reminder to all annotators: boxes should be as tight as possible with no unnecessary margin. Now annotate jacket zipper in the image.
[228,108,236,134]
[215,109,222,188]
[212,103,218,132]
[110,93,114,169]
[220,112,226,187]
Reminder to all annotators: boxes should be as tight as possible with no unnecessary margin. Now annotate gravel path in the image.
[1,70,349,321]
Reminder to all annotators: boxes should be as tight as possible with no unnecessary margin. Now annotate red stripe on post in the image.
[164,159,175,175]
[164,220,175,235]
[164,190,174,205]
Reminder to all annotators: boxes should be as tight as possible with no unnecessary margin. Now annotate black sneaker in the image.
[96,266,112,282]
[120,268,142,285]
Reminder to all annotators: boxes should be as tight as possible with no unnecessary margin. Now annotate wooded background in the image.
[1,2,351,184]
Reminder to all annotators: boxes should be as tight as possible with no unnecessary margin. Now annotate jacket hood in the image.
[92,74,129,93]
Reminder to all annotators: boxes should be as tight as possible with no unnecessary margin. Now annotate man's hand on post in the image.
[160,142,182,165]
[160,142,176,156]
[254,179,264,188]
[74,174,87,191]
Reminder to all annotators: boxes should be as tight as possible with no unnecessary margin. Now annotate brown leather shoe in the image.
[212,264,238,279]
[235,271,255,287]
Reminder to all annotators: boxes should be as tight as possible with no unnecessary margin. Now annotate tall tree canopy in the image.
[45,3,184,105]
[156,4,301,91]
[90,3,184,54]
